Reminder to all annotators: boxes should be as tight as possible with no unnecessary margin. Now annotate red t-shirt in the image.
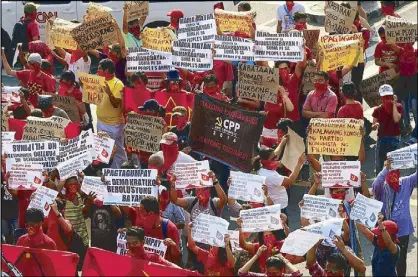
[337,101,364,120]
[374,42,399,73]
[16,230,57,250]
[58,87,83,102]
[250,241,284,273]
[24,18,40,42]
[372,104,403,137]
[132,250,178,268]
[15,70,56,107]
[398,44,417,76]
[43,213,72,251]
[212,60,234,88]
[328,70,342,106]
[197,248,234,276]
[17,190,34,228]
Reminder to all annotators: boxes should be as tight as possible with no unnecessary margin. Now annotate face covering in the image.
[264,236,276,248]
[168,82,180,93]
[279,68,290,86]
[354,19,361,29]
[170,18,180,29]
[97,71,114,81]
[381,5,395,16]
[295,23,307,31]
[65,183,79,201]
[70,50,85,63]
[42,106,55,118]
[261,160,279,170]
[30,63,41,74]
[108,52,119,64]
[159,191,169,211]
[93,199,104,207]
[286,1,295,11]
[59,81,72,94]
[203,86,219,95]
[142,213,159,230]
[382,96,393,113]
[133,82,146,91]
[314,82,328,94]
[386,170,400,192]
[380,36,387,43]
[173,116,188,130]
[128,25,141,38]
[331,191,346,200]
[26,13,37,21]
[161,144,179,172]
[196,188,211,206]
[25,224,41,237]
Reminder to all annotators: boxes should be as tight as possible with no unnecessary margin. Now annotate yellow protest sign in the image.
[125,1,149,22]
[141,27,176,53]
[385,16,417,44]
[308,118,363,156]
[79,73,106,105]
[215,9,253,36]
[46,18,80,50]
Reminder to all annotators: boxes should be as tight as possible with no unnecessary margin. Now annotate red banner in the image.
[151,91,194,128]
[123,87,152,114]
[82,247,201,276]
[1,244,79,276]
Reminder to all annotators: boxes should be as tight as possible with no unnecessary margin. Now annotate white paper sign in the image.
[27,186,59,217]
[302,218,344,240]
[350,193,383,228]
[192,213,229,248]
[214,35,254,61]
[59,130,95,163]
[240,204,282,233]
[127,47,173,72]
[2,132,15,142]
[116,232,129,256]
[56,151,93,180]
[227,230,242,252]
[178,13,217,42]
[173,160,213,189]
[1,86,21,102]
[144,236,168,257]
[321,161,361,187]
[255,31,304,61]
[172,41,213,71]
[81,176,108,201]
[280,229,323,256]
[229,171,265,203]
[387,143,417,170]
[93,134,115,164]
[300,195,342,221]
[3,140,59,159]
[7,163,43,190]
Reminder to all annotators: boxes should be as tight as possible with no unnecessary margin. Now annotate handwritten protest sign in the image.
[1,103,9,132]
[7,163,43,190]
[93,134,115,164]
[359,68,398,108]
[280,229,323,256]
[281,128,305,171]
[325,1,357,34]
[3,140,59,159]
[124,113,165,153]
[79,73,106,105]
[127,47,172,72]
[350,193,383,229]
[189,94,265,172]
[103,169,158,206]
[116,232,129,256]
[240,204,282,233]
[321,161,361,188]
[213,35,254,61]
[302,218,344,240]
[28,186,59,217]
[387,143,417,170]
[144,237,168,257]
[46,18,79,50]
[52,94,80,123]
[85,2,113,21]
[58,130,95,163]
[385,16,417,44]
[172,41,213,71]
[192,213,229,247]
[254,31,304,62]
[142,27,176,53]
[56,151,93,180]
[178,14,216,43]
[307,118,362,156]
[125,1,149,22]
[303,29,320,58]
[215,9,253,36]
[1,86,21,103]
[300,195,341,221]
[81,176,108,201]
[237,64,279,104]
[228,171,265,203]
[22,116,70,140]
[172,160,212,189]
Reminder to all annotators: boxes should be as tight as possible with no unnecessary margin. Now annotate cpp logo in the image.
[216,117,240,132]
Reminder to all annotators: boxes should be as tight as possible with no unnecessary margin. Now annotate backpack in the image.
[11,18,32,53]
[161,218,169,239]
[190,197,218,216]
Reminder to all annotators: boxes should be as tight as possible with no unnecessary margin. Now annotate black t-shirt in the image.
[1,186,19,219]
[88,205,117,252]
[170,122,191,150]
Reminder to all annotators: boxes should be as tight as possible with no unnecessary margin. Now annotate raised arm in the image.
[187,223,200,255]
[333,235,366,273]
[372,159,390,200]
[392,96,401,123]
[169,175,188,209]
[1,48,17,77]
[356,222,374,243]
[237,217,255,253]
[282,153,306,187]
[211,172,227,209]
[239,245,267,274]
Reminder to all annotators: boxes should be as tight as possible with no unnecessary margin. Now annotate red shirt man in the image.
[372,84,402,137]
[337,83,364,120]
[22,2,40,42]
[374,27,399,74]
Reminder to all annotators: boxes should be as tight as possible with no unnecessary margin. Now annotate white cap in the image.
[379,84,394,97]
[27,53,42,65]
[160,132,178,145]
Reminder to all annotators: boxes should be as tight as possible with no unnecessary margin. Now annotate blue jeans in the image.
[376,137,400,175]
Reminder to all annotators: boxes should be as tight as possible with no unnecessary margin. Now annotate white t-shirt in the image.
[64,52,92,82]
[276,3,306,32]
[155,151,197,174]
[258,168,287,208]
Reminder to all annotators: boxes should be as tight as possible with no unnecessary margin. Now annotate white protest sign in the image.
[144,236,168,257]
[93,134,115,164]
[228,171,265,203]
[227,230,242,252]
[116,232,129,256]
[240,204,282,233]
[192,213,229,248]
[300,195,341,221]
[58,130,95,163]
[172,41,213,71]
[302,218,344,240]
[1,86,21,103]
[27,186,58,217]
[173,160,213,190]
[254,31,304,62]
[81,176,108,201]
[280,229,323,256]
[1,132,15,154]
[7,163,43,190]
[214,35,254,61]
[56,151,93,180]
[387,143,417,170]
[127,47,172,72]
[2,140,59,159]
[103,168,158,206]
[350,193,383,229]
[321,161,361,188]
[178,14,217,42]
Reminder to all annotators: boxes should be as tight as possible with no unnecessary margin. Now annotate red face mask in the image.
[173,116,188,130]
[108,52,119,64]
[97,71,114,81]
[161,144,179,172]
[286,1,295,12]
[26,13,37,21]
[381,5,395,16]
[386,170,400,192]
[42,106,55,118]
[65,183,79,201]
[382,95,393,113]
[133,82,146,91]
[169,82,180,93]
[295,23,307,31]
[354,19,361,29]
[59,81,72,94]
[141,212,159,230]
[70,50,85,63]
[264,236,276,248]
[203,86,219,95]
[93,199,104,207]
[331,191,346,200]
[159,190,169,211]
[279,68,290,85]
[128,25,141,38]
[314,82,328,94]
[30,63,41,74]
[196,188,211,206]
[170,18,180,29]
[261,159,278,170]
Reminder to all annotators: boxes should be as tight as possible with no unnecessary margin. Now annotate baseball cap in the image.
[172,106,187,117]
[27,53,42,65]
[371,220,399,239]
[24,2,40,14]
[160,132,178,145]
[139,99,160,112]
[37,95,53,109]
[167,9,184,18]
[379,84,394,97]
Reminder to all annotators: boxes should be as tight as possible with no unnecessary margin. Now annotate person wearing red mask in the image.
[16,208,56,250]
[200,74,230,102]
[170,106,191,151]
[20,2,40,43]
[159,69,189,95]
[380,1,400,17]
[276,1,305,33]
[372,84,402,174]
[167,9,184,31]
[58,70,86,120]
[293,11,308,31]
[37,95,70,120]
[374,26,400,74]
[372,157,417,277]
[122,3,146,48]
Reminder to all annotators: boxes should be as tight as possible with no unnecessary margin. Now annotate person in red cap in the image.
[167,9,184,31]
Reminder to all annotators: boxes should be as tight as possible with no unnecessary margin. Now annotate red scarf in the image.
[161,144,179,172]
[386,170,400,192]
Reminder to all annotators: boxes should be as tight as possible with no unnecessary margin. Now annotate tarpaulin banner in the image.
[1,244,79,276]
[151,91,194,128]
[82,247,201,276]
[189,93,265,172]
[123,87,152,114]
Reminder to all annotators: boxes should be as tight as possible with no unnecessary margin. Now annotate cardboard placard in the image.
[307,118,363,156]
[228,171,266,203]
[213,35,254,61]
[2,103,9,132]
[7,163,43,190]
[124,113,165,153]
[358,68,398,108]
[1,86,21,103]
[178,14,217,43]
[141,27,176,53]
[103,169,158,206]
[46,18,80,50]
[85,2,113,22]
[93,134,115,164]
[387,143,417,170]
[79,72,106,105]
[321,161,361,187]
[350,193,383,228]
[280,229,323,256]
[215,9,253,37]
[125,1,149,22]
[237,63,279,104]
[27,186,59,217]
[127,47,172,72]
[172,160,213,190]
[281,128,305,171]
[254,31,304,62]
[300,195,342,221]
[385,16,418,44]
[22,116,70,141]
[172,41,213,71]
[325,1,357,34]
[56,151,93,180]
[81,176,108,201]
[303,29,320,59]
[52,94,81,123]
[240,204,282,233]
[192,213,229,248]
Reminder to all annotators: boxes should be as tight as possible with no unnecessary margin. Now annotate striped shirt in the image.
[64,193,89,246]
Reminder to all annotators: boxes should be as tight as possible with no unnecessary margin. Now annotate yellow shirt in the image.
[96,77,125,125]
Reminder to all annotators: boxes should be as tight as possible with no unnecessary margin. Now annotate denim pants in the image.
[376,137,400,175]
[97,122,128,169]
[401,96,417,137]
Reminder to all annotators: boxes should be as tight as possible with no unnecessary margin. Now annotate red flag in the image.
[350,173,359,182]
[82,247,201,276]
[1,244,79,277]
[124,87,152,114]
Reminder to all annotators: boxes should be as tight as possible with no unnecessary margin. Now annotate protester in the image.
[200,74,230,102]
[122,3,146,48]
[167,9,184,31]
[169,106,191,150]
[37,95,70,120]
[20,2,40,43]
[43,200,73,251]
[276,1,306,33]
[380,1,400,17]
[374,26,399,74]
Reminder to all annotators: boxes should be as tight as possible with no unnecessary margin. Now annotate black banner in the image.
[189,94,265,172]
